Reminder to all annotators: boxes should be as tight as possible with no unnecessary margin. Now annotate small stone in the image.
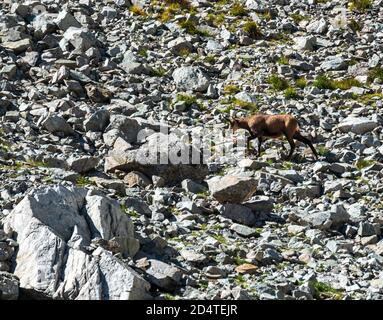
[235,263,258,274]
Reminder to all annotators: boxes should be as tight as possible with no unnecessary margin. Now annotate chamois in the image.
[229,114,318,160]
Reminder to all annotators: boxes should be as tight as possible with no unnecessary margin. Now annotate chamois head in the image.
[229,118,240,133]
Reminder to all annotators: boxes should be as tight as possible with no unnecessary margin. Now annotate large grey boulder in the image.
[293,36,316,51]
[3,186,150,300]
[207,175,258,203]
[337,117,379,135]
[218,204,256,226]
[144,259,183,291]
[63,27,97,53]
[67,155,99,173]
[120,51,152,75]
[103,115,168,145]
[105,132,208,185]
[320,56,347,71]
[41,114,74,136]
[55,11,81,31]
[172,66,210,92]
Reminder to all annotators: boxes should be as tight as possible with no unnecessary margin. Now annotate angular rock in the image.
[3,186,148,300]
[294,36,316,51]
[41,114,74,136]
[2,38,32,54]
[230,223,258,237]
[84,109,110,132]
[0,272,19,300]
[55,11,81,31]
[207,175,257,203]
[338,117,378,135]
[63,27,97,53]
[105,133,208,185]
[67,156,99,173]
[145,259,183,291]
[218,204,256,226]
[172,66,210,92]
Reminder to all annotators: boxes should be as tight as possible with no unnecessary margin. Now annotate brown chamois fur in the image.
[229,114,318,160]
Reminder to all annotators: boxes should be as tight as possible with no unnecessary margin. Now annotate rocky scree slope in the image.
[1,0,383,300]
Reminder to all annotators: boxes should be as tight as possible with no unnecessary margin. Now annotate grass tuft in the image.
[267,74,289,91]
[230,1,248,16]
[242,21,262,39]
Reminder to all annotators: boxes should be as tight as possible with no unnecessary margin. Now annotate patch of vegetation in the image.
[234,274,248,288]
[259,10,273,21]
[349,0,372,12]
[120,204,140,218]
[267,74,289,91]
[277,56,289,65]
[234,256,248,266]
[206,13,225,27]
[130,5,146,16]
[367,67,383,83]
[165,0,191,8]
[313,74,335,90]
[333,78,362,90]
[198,279,209,289]
[163,293,177,300]
[213,234,227,244]
[317,145,331,157]
[151,67,167,77]
[282,161,294,170]
[158,0,192,21]
[175,93,199,108]
[223,84,241,95]
[178,18,211,36]
[137,48,148,58]
[296,77,307,89]
[75,176,93,187]
[313,75,362,90]
[204,54,217,64]
[230,1,248,16]
[179,47,192,56]
[290,13,307,24]
[284,87,300,99]
[348,19,363,33]
[356,92,383,105]
[196,190,210,199]
[232,98,258,112]
[355,159,375,170]
[26,159,48,168]
[309,280,344,300]
[242,21,262,39]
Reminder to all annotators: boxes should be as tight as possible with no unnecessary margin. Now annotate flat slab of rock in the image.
[337,117,378,135]
[67,156,99,173]
[105,133,208,185]
[207,175,257,203]
[180,249,207,263]
[2,38,32,53]
[235,263,257,274]
[230,223,258,237]
[218,204,256,226]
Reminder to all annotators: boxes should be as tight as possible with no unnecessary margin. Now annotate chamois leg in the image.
[293,132,319,160]
[246,135,257,156]
[257,136,263,156]
[285,135,295,160]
